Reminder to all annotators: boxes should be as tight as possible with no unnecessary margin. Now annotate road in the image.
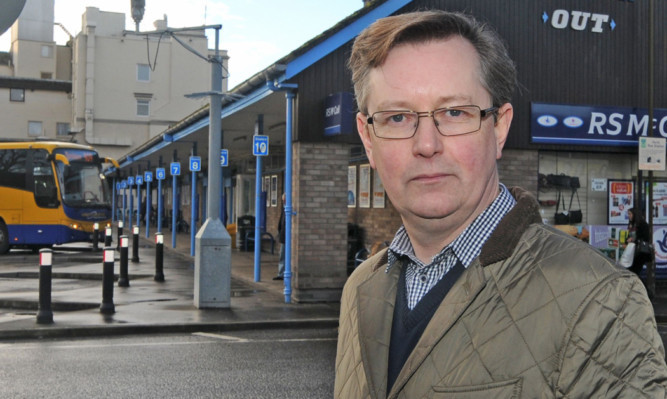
[0,327,337,398]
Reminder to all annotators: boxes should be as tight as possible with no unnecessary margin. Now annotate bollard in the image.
[116,221,124,250]
[100,247,115,314]
[92,222,99,251]
[154,232,165,282]
[104,225,112,247]
[36,248,54,324]
[131,225,140,263]
[118,235,130,287]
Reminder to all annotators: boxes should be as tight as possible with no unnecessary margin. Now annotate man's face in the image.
[357,37,513,232]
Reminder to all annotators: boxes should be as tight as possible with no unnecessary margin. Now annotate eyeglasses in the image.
[366,105,498,140]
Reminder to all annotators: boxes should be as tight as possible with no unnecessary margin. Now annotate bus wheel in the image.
[0,221,9,254]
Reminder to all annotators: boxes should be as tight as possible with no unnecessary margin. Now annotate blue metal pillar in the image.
[172,173,178,248]
[253,115,264,282]
[145,176,151,238]
[254,155,263,281]
[122,185,127,227]
[128,184,134,230]
[220,132,226,226]
[267,81,297,303]
[136,177,141,229]
[283,90,296,303]
[112,177,117,222]
[190,158,197,257]
[157,175,163,233]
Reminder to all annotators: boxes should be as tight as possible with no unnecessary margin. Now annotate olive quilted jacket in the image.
[335,187,667,398]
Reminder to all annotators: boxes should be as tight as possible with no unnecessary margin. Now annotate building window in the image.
[10,88,24,102]
[41,72,53,80]
[136,99,150,116]
[28,121,43,137]
[41,45,52,58]
[56,123,70,136]
[137,64,150,82]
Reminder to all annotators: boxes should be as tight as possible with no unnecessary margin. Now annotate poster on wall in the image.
[348,166,356,208]
[359,164,371,208]
[264,176,270,207]
[372,169,385,208]
[270,175,278,207]
[647,181,667,225]
[608,180,634,225]
[653,225,667,271]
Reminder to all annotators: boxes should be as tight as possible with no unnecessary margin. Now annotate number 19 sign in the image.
[253,135,269,156]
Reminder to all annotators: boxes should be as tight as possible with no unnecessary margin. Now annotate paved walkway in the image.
[1,224,666,341]
[0,226,340,340]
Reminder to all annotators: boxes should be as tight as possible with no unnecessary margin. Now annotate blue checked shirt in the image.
[387,184,516,309]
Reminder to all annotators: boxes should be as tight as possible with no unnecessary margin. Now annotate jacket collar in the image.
[357,186,542,398]
[479,187,542,267]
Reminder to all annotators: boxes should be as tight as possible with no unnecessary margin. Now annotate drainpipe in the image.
[267,81,297,304]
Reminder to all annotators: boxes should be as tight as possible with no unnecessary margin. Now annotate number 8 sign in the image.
[189,156,201,172]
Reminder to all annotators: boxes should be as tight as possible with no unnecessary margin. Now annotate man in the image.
[335,10,667,398]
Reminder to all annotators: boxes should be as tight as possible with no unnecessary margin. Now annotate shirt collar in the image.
[387,183,516,272]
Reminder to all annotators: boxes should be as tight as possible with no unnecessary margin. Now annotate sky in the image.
[0,0,363,88]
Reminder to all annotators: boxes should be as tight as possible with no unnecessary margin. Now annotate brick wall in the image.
[291,142,349,302]
[498,149,539,196]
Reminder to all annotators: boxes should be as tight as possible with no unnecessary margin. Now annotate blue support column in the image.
[122,187,127,227]
[172,174,178,248]
[112,177,117,222]
[284,91,296,303]
[145,179,151,238]
[136,181,141,228]
[157,177,163,232]
[266,81,297,303]
[129,185,134,229]
[190,170,197,257]
[254,155,262,282]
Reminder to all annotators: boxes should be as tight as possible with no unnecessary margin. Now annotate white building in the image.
[0,0,229,160]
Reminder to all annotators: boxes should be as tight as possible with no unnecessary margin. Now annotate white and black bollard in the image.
[36,249,54,324]
[131,225,140,263]
[100,247,115,314]
[104,225,112,247]
[92,222,99,251]
[118,235,130,287]
[116,221,124,250]
[154,232,164,282]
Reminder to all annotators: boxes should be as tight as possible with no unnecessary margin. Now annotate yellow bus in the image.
[0,140,118,253]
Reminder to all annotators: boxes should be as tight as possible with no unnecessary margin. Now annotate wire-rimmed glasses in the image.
[366,105,498,139]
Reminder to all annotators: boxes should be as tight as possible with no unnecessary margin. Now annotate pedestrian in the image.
[627,207,651,276]
[335,10,667,398]
[273,193,286,280]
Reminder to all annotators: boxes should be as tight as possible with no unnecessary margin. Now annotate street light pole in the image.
[133,24,233,308]
[194,26,231,309]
